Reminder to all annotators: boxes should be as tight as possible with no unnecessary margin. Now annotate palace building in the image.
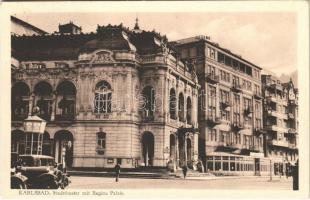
[11,20,200,169]
[172,36,268,176]
[261,73,298,175]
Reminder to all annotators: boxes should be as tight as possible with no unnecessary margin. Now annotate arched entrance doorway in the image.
[54,130,73,167]
[142,132,154,167]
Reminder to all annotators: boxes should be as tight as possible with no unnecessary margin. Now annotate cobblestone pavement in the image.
[67,175,293,190]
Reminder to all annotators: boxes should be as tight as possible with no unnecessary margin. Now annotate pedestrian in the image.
[292,160,299,190]
[182,165,188,179]
[114,163,121,182]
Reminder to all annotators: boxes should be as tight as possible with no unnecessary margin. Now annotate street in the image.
[67,176,293,190]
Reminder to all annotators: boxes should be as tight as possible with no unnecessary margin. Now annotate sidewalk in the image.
[68,169,290,181]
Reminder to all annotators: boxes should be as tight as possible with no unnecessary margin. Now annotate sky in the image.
[14,12,297,79]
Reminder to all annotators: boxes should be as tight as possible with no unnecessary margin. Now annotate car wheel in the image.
[46,181,58,189]
[11,181,25,189]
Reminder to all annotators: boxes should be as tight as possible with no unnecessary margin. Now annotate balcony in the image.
[231,122,244,131]
[220,101,231,110]
[40,95,53,100]
[287,128,297,134]
[231,83,242,93]
[265,125,278,132]
[288,143,298,150]
[268,83,283,91]
[55,113,76,121]
[253,127,265,135]
[253,92,263,100]
[267,110,278,118]
[205,73,219,84]
[287,113,295,119]
[206,117,222,127]
[249,145,261,152]
[268,139,289,148]
[244,107,253,116]
[140,110,155,122]
[289,99,298,106]
[226,142,242,149]
[266,96,277,103]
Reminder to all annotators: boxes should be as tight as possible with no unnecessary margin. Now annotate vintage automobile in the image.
[11,154,69,189]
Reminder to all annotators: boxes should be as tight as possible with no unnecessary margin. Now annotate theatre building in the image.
[172,36,269,176]
[261,74,298,175]
[11,21,200,169]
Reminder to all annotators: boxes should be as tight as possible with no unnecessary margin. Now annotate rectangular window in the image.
[189,47,197,58]
[207,161,214,171]
[223,162,229,171]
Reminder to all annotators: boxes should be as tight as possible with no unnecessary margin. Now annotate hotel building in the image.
[172,36,270,176]
[261,74,298,175]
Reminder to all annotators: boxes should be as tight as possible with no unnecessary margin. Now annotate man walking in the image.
[114,163,121,182]
[182,165,188,179]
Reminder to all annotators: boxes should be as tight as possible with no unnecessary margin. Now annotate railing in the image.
[271,83,283,91]
[249,145,261,151]
[206,117,222,126]
[55,113,76,121]
[244,107,253,115]
[220,101,231,109]
[254,92,263,99]
[288,128,297,134]
[231,83,242,93]
[289,99,298,106]
[231,122,244,130]
[268,139,289,148]
[287,113,295,119]
[266,96,277,103]
[205,73,219,84]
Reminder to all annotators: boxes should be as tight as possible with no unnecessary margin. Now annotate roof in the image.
[12,24,169,60]
[173,36,262,70]
[11,16,48,35]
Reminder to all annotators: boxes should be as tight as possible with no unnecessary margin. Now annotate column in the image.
[175,79,179,121]
[28,93,35,116]
[175,133,179,167]
[50,92,56,121]
[126,72,132,114]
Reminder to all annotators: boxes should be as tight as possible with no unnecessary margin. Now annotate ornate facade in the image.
[11,23,200,169]
[262,74,298,175]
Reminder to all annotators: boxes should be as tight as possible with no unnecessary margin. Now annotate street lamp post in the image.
[23,111,47,155]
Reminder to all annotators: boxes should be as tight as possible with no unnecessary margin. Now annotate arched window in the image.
[56,81,77,120]
[169,88,177,119]
[186,97,192,124]
[178,93,185,122]
[34,81,53,121]
[94,81,112,114]
[141,86,155,120]
[11,82,30,120]
[97,132,106,155]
